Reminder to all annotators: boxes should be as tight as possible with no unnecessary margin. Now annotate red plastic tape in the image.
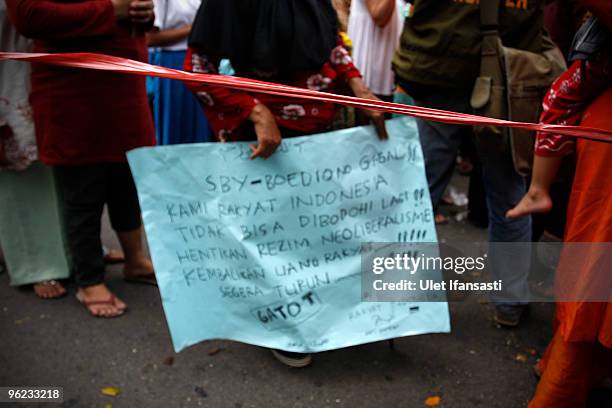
[1,52,611,142]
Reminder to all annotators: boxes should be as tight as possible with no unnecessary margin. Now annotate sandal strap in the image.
[78,294,116,307]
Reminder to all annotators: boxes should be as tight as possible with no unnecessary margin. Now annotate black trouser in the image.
[55,163,142,288]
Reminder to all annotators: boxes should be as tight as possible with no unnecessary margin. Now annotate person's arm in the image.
[329,39,389,140]
[247,104,282,160]
[332,0,351,32]
[184,48,281,159]
[348,76,389,140]
[146,25,191,47]
[365,0,397,28]
[535,52,611,157]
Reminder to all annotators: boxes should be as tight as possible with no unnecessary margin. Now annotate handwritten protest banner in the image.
[128,117,450,352]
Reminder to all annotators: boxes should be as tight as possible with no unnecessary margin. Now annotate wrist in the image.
[349,77,372,98]
[248,103,269,123]
[111,0,129,19]
[181,25,192,36]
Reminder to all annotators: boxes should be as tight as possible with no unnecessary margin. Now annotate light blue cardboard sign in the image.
[128,117,450,353]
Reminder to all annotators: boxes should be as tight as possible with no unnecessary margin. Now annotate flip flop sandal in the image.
[76,293,126,318]
[33,280,67,299]
[124,273,157,286]
[103,248,125,265]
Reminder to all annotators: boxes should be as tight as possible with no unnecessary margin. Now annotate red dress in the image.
[6,0,155,165]
[530,88,612,408]
[183,39,361,142]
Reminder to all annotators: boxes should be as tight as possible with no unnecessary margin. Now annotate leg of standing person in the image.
[55,164,126,317]
[0,162,70,298]
[263,127,314,368]
[476,135,532,326]
[529,329,612,408]
[467,157,489,228]
[415,86,532,325]
[154,50,212,145]
[413,89,470,211]
[106,163,155,284]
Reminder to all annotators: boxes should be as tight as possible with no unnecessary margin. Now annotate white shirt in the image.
[347,0,405,96]
[153,0,201,51]
[0,1,37,170]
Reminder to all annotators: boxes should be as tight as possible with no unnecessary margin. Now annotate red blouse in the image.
[6,0,155,165]
[183,39,361,142]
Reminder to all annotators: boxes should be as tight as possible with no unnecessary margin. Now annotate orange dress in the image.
[529,88,612,408]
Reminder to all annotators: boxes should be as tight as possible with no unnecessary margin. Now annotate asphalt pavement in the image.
[1,175,609,408]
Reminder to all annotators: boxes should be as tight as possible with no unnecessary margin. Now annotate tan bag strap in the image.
[478,0,504,84]
[473,0,508,131]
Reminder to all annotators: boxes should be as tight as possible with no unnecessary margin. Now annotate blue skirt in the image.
[148,50,212,145]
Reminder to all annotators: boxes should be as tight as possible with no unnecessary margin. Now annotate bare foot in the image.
[123,258,156,285]
[33,280,67,299]
[77,284,127,317]
[506,189,553,219]
[435,213,449,225]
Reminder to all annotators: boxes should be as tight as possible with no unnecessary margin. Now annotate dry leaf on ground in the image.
[424,395,442,406]
[101,387,121,397]
[515,353,528,363]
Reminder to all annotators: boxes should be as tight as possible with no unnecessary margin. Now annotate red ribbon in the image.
[2,51,611,142]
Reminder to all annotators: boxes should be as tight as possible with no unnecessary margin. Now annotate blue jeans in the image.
[414,89,531,305]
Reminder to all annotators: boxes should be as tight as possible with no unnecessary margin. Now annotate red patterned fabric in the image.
[535,50,612,157]
[183,38,361,142]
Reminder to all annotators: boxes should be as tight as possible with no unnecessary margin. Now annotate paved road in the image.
[1,183,609,408]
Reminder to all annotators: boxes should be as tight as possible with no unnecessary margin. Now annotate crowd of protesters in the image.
[0,0,610,406]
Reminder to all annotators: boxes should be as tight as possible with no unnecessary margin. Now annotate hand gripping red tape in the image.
[1,52,611,142]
